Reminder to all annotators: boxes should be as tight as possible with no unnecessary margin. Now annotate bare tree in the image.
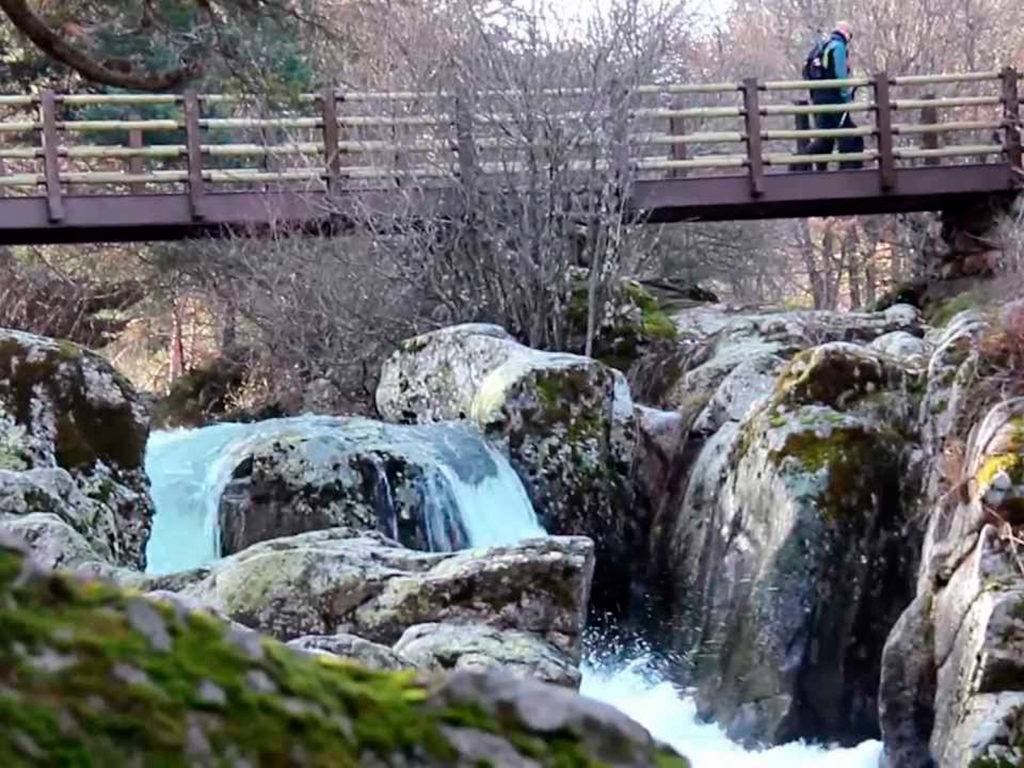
[313,0,692,352]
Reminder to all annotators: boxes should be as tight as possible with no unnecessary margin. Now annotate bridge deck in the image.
[0,69,1019,244]
[0,165,1016,245]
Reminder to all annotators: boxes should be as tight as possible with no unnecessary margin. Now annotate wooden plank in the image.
[322,87,341,194]
[183,91,205,220]
[742,79,763,196]
[1003,67,1022,170]
[39,90,64,222]
[874,73,896,190]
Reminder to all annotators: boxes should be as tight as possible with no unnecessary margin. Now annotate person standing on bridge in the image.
[803,22,865,170]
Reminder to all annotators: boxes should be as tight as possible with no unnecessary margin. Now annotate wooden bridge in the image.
[0,69,1020,244]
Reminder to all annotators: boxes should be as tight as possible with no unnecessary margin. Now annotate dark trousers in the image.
[806,110,865,170]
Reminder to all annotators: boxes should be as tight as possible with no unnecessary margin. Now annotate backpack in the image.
[802,37,832,80]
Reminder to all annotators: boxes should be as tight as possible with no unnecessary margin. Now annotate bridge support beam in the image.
[741,78,764,197]
[39,90,63,223]
[184,91,205,221]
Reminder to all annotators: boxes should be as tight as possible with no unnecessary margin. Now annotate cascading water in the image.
[144,415,543,574]
[143,417,882,766]
[580,656,883,767]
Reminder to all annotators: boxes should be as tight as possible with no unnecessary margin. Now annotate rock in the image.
[641,303,924,412]
[878,595,936,768]
[0,329,152,568]
[0,535,687,767]
[0,468,118,565]
[632,406,688,521]
[377,324,637,613]
[287,633,412,670]
[151,354,248,429]
[434,668,685,765]
[879,329,1024,768]
[394,622,581,688]
[217,417,534,556]
[871,330,928,363]
[376,323,521,424]
[657,341,921,747]
[930,526,1024,768]
[0,512,101,570]
[564,276,677,370]
[177,529,594,659]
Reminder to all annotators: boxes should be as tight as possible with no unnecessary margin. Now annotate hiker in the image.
[803,21,865,170]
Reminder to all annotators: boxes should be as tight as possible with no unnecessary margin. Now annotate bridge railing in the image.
[0,69,1019,223]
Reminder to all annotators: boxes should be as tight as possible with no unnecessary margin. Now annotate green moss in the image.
[399,337,430,355]
[56,341,83,360]
[771,425,900,524]
[976,453,1023,491]
[0,544,690,766]
[624,283,677,341]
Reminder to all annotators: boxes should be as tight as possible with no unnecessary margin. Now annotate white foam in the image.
[580,657,883,768]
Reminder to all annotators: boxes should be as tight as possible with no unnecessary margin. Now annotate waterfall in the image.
[144,415,543,574]
[144,416,881,766]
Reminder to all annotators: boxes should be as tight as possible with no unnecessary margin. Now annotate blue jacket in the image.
[822,32,852,101]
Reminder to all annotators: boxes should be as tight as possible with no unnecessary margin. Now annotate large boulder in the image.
[175,529,594,661]
[377,324,637,613]
[0,535,687,767]
[881,391,1024,768]
[0,330,152,568]
[394,622,582,688]
[217,417,537,556]
[632,302,924,415]
[653,340,922,747]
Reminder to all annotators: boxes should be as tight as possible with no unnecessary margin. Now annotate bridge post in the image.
[1003,67,1022,170]
[741,78,764,196]
[128,128,145,194]
[873,72,896,190]
[668,111,688,178]
[39,91,63,223]
[921,94,940,167]
[183,91,205,220]
[321,87,341,195]
[453,95,479,192]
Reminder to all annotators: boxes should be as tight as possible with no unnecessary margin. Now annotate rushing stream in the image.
[143,420,882,766]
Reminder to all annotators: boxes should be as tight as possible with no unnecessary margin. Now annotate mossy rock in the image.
[0,331,147,471]
[567,279,677,371]
[0,538,688,767]
[773,342,912,412]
